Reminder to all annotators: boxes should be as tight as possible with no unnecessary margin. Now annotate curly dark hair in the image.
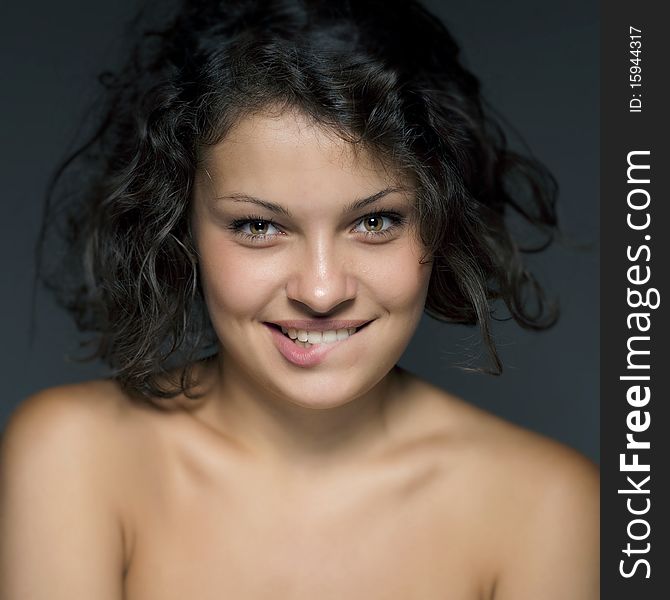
[40,0,559,402]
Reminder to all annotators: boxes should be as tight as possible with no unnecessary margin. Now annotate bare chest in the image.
[121,450,492,600]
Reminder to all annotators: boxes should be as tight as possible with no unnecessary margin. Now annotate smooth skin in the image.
[0,109,599,599]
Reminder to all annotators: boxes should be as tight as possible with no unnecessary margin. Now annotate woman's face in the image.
[192,109,432,409]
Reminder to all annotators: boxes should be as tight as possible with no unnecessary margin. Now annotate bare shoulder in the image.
[0,379,164,529]
[0,379,136,512]
[0,380,137,598]
[1,380,146,482]
[403,372,599,599]
[401,370,598,483]
[468,408,599,600]
[3,379,130,443]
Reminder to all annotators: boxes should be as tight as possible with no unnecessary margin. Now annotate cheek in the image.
[196,237,281,319]
[364,240,432,312]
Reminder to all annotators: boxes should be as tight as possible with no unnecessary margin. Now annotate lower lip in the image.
[264,324,360,368]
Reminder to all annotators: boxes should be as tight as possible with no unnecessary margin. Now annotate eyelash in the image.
[227,210,407,244]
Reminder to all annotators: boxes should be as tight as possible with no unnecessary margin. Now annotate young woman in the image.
[0,1,598,598]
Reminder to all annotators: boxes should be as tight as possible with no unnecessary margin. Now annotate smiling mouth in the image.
[265,322,371,348]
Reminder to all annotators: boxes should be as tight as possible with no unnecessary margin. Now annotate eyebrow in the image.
[215,186,407,217]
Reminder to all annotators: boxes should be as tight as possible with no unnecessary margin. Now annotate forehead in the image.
[198,109,407,208]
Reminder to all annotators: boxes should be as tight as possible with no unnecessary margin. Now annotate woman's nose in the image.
[285,238,358,314]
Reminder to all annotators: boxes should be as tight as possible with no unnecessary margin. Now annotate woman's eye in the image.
[353,214,396,234]
[362,216,384,232]
[235,219,281,236]
[247,220,276,235]
[229,212,404,243]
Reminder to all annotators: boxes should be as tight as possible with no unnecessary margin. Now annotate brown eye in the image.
[363,216,383,232]
[230,218,281,240]
[249,220,269,235]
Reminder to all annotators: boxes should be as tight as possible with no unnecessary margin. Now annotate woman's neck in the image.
[198,356,407,470]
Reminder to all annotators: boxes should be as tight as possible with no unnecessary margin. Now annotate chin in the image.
[285,396,355,410]
[268,368,391,411]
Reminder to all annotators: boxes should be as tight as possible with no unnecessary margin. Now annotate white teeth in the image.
[322,330,337,343]
[277,325,365,346]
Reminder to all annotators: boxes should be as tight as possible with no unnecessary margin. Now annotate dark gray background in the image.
[0,1,599,462]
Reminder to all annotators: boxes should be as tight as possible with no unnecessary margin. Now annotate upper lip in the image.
[266,319,373,331]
